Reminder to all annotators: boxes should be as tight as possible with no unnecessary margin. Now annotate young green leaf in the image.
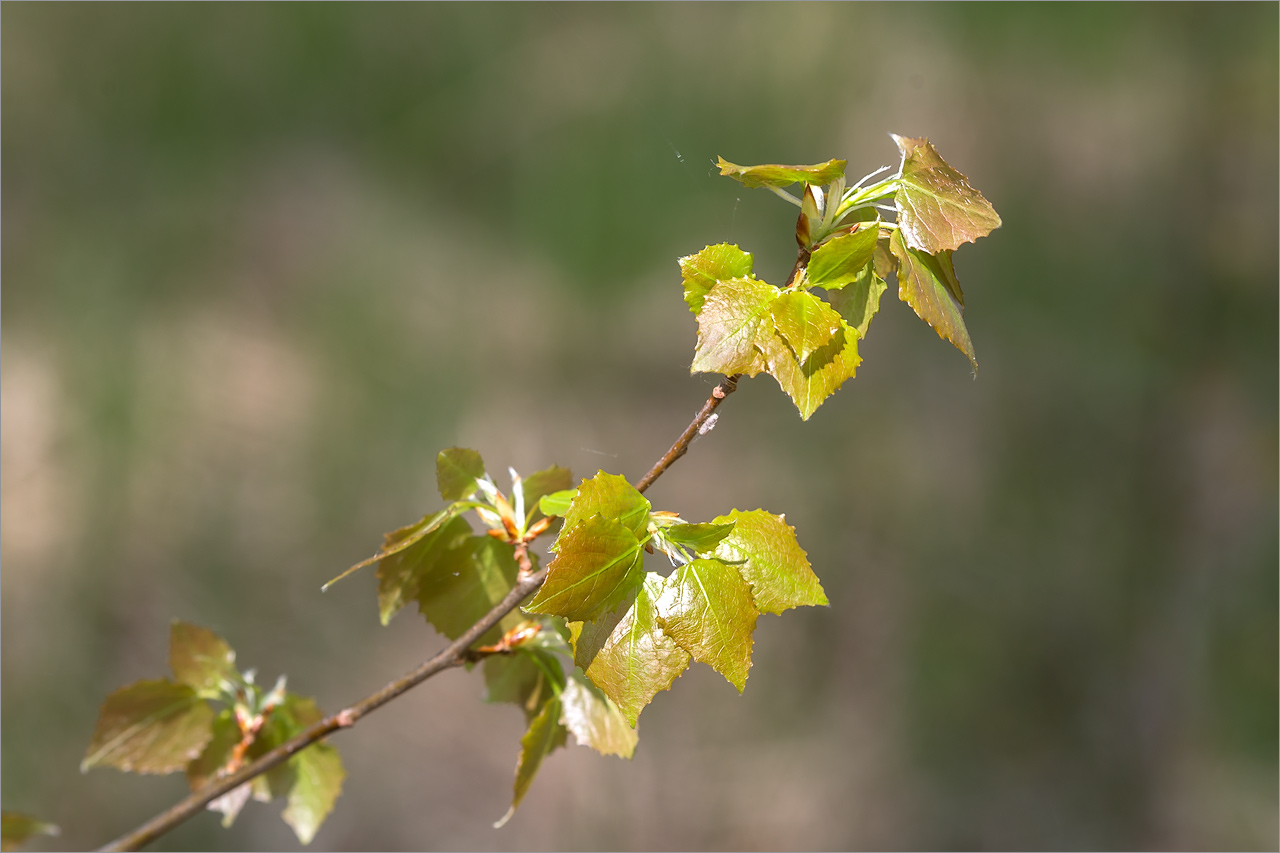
[711,509,827,614]
[436,447,487,501]
[569,575,691,726]
[805,225,879,291]
[660,521,736,553]
[495,695,567,829]
[690,277,781,377]
[81,679,215,774]
[324,503,465,590]
[763,318,861,421]
[1,813,59,852]
[169,622,238,700]
[826,263,888,341]
[679,243,755,315]
[525,515,644,623]
[717,157,846,189]
[655,559,759,692]
[560,471,650,541]
[891,134,1001,254]
[281,741,345,845]
[484,648,564,720]
[417,535,526,644]
[538,489,577,518]
[889,228,976,368]
[519,465,573,524]
[375,513,473,625]
[770,291,844,364]
[559,673,638,759]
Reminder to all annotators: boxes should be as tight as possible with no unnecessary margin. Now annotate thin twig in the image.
[635,374,741,494]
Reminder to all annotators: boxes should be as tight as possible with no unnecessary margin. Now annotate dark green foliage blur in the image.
[3,4,1276,850]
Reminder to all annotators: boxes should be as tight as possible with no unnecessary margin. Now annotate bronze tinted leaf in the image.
[892,134,1001,253]
[81,679,214,775]
[890,228,976,368]
[717,157,846,189]
[711,509,827,615]
[690,277,781,378]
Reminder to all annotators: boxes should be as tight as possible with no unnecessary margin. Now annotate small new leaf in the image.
[656,559,759,691]
[519,466,573,524]
[169,621,238,700]
[436,447,487,501]
[717,157,846,189]
[762,316,861,421]
[660,521,736,553]
[679,243,755,315]
[891,134,1001,254]
[81,679,215,775]
[526,516,643,623]
[282,742,345,845]
[806,226,879,291]
[569,575,690,726]
[690,278,781,377]
[495,695,566,829]
[559,673,638,759]
[559,471,650,541]
[827,263,888,341]
[711,510,827,615]
[890,228,976,368]
[1,813,59,852]
[538,489,577,518]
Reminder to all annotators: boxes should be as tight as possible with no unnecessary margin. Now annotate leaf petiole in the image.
[765,185,803,208]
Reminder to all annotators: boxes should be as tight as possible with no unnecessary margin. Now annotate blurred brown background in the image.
[3,4,1276,850]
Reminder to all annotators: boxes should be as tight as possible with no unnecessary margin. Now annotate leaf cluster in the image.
[81,623,344,845]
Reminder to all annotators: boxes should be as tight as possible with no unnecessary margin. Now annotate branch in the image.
[98,376,743,850]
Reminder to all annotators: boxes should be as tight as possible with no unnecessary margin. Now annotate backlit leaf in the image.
[890,228,976,368]
[526,516,643,623]
[770,291,843,364]
[81,679,214,774]
[763,317,861,421]
[660,522,736,553]
[891,134,1001,253]
[717,157,846,189]
[711,509,826,614]
[282,741,345,845]
[484,648,564,720]
[560,471,650,541]
[436,447,487,501]
[519,466,573,524]
[1,813,59,852]
[324,503,464,590]
[656,559,759,691]
[375,513,473,625]
[169,622,238,700]
[559,674,638,758]
[827,263,888,340]
[569,575,690,726]
[690,278,781,377]
[418,535,525,643]
[806,226,879,291]
[495,695,566,828]
[679,243,755,315]
[538,489,577,518]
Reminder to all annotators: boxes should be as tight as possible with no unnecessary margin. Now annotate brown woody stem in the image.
[635,374,741,494]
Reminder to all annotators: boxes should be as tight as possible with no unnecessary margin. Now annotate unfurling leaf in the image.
[827,263,888,341]
[711,509,827,614]
[805,225,879,291]
[679,243,755,315]
[717,157,846,190]
[559,471,650,541]
[282,742,345,845]
[525,515,644,623]
[890,228,976,368]
[375,513,472,625]
[81,679,215,774]
[418,535,526,644]
[690,278,781,377]
[569,575,690,726]
[660,521,736,553]
[559,674,638,758]
[763,315,861,421]
[436,447,487,501]
[891,134,1001,254]
[519,466,573,524]
[495,695,567,828]
[169,622,237,700]
[656,559,759,691]
[1,813,59,852]
[538,489,577,518]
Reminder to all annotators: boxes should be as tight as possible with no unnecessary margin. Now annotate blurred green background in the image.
[3,4,1276,850]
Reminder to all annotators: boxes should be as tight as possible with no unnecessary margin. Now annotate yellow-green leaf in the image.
[282,741,345,845]
[436,447,487,501]
[806,225,879,291]
[656,559,759,692]
[711,509,827,615]
[827,263,888,341]
[375,513,473,625]
[169,622,237,700]
[519,465,573,524]
[1,813,59,852]
[679,243,755,315]
[418,535,525,643]
[559,674,638,759]
[770,291,843,364]
[717,157,846,189]
[762,318,861,421]
[526,515,644,623]
[559,471,650,541]
[890,228,976,368]
[495,695,566,828]
[81,679,214,774]
[891,134,1001,253]
[690,277,781,378]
